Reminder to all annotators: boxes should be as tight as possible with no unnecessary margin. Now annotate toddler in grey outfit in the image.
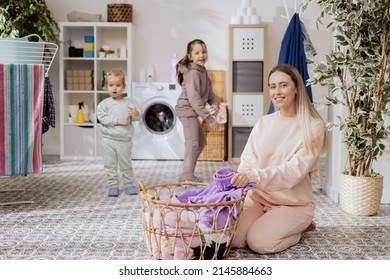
[97,69,141,197]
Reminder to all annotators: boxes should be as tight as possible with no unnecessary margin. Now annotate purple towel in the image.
[175,167,255,229]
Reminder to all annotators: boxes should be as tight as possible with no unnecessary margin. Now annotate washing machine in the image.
[131,82,185,160]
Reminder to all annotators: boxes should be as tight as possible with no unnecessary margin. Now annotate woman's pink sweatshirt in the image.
[238,110,326,216]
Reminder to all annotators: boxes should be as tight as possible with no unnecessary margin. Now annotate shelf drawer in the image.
[232,127,252,158]
[233,61,263,92]
[232,94,263,126]
[232,27,264,60]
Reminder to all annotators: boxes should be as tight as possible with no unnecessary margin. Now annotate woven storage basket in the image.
[140,182,247,260]
[107,4,132,22]
[198,124,225,161]
[198,70,226,161]
[340,173,383,216]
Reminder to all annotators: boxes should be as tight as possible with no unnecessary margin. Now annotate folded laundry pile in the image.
[175,166,255,229]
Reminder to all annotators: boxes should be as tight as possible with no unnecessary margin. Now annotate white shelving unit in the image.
[59,22,133,160]
[228,24,267,161]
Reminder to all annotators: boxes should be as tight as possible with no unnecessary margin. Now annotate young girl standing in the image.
[175,39,221,182]
[97,69,141,197]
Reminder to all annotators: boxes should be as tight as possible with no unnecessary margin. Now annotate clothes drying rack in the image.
[0,34,58,76]
[0,35,58,206]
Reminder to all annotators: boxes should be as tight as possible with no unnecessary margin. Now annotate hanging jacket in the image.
[42,76,55,134]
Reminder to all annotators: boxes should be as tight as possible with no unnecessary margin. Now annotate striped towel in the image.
[0,64,44,176]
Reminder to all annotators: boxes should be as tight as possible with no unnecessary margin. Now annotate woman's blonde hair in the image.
[268,64,328,155]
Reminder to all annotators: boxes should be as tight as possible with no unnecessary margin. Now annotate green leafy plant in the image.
[0,0,60,44]
[301,0,390,177]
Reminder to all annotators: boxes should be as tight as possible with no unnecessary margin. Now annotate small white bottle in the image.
[170,53,178,83]
[139,68,146,82]
[146,64,154,82]
[120,47,126,58]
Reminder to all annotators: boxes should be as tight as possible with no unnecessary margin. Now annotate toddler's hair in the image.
[105,68,126,88]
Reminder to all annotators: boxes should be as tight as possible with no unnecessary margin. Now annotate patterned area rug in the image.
[0,155,389,260]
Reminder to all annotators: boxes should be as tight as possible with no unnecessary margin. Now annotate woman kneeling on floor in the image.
[230,64,328,254]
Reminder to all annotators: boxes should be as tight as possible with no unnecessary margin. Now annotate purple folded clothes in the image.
[175,167,255,229]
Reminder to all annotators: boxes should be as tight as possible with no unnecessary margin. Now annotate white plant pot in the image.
[339,173,384,216]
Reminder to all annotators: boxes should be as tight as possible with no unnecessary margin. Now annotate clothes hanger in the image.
[281,0,298,22]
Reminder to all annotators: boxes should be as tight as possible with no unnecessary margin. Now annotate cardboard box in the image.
[84,70,93,77]
[66,82,73,90]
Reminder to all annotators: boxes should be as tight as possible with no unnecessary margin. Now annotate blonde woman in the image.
[231,64,328,254]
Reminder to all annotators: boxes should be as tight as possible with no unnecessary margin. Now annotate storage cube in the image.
[84,43,94,50]
[84,35,94,43]
[233,61,263,92]
[232,127,252,158]
[84,50,94,58]
[232,94,263,126]
[232,27,264,60]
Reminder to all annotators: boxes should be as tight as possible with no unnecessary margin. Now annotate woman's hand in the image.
[230,172,250,188]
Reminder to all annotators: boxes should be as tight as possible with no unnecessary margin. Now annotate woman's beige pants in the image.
[232,192,313,254]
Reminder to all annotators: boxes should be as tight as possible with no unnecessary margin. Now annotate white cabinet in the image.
[228,24,267,161]
[59,22,133,160]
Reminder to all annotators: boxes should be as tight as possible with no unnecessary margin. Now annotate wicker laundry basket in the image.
[140,182,247,260]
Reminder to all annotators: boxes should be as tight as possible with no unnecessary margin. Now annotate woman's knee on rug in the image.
[246,228,302,254]
[232,194,264,248]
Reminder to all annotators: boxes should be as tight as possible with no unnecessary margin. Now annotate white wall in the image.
[374,138,390,203]
[42,0,331,156]
[51,0,390,203]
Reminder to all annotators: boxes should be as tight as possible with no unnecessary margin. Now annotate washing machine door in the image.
[143,102,176,134]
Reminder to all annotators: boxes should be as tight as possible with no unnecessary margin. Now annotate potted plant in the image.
[0,0,60,44]
[301,0,390,215]
[98,48,106,58]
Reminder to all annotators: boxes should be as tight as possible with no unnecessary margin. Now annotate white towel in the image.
[67,11,102,22]
[206,103,227,124]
